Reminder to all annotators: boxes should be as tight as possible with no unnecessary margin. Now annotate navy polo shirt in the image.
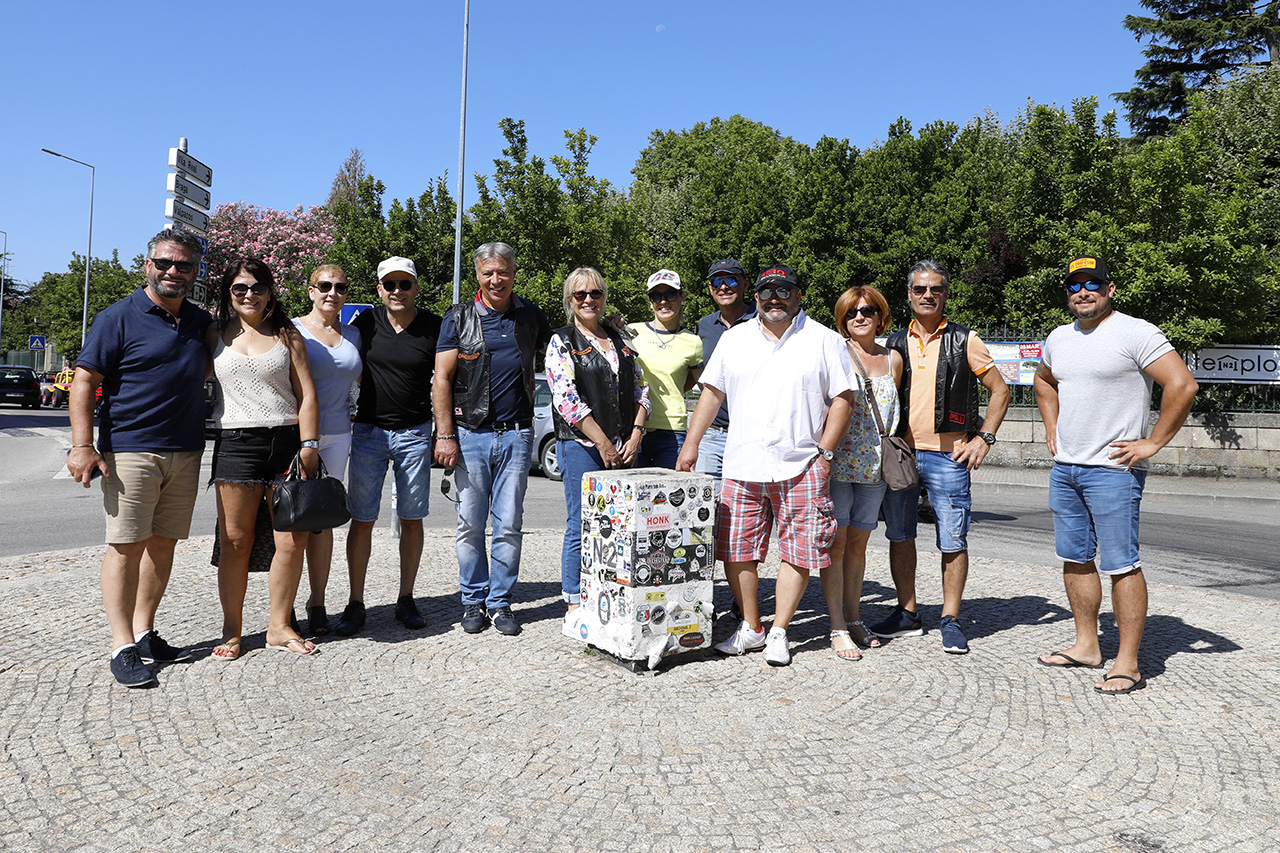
[695,304,757,429]
[77,286,213,453]
[438,296,553,424]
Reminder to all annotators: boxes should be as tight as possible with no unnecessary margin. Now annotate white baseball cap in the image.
[646,269,682,291]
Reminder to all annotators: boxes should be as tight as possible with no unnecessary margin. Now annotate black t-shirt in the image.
[352,306,442,430]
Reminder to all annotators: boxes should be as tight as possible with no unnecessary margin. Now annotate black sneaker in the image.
[461,603,488,634]
[395,594,426,629]
[869,605,924,639]
[489,606,521,636]
[334,600,366,636]
[136,630,192,663]
[110,647,156,688]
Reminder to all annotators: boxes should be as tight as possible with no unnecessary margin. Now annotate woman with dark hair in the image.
[206,258,321,659]
[823,284,901,660]
[545,267,649,641]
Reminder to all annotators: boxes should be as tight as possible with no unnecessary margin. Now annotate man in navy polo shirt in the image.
[433,242,553,636]
[67,229,212,688]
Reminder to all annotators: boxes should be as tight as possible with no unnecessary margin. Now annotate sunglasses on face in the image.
[845,305,881,322]
[230,282,271,297]
[571,289,605,302]
[381,279,415,292]
[313,281,349,294]
[910,285,947,297]
[1066,280,1106,294]
[151,258,195,274]
[756,285,795,301]
[709,276,741,290]
[649,289,681,303]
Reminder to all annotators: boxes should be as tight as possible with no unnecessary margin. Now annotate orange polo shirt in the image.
[903,318,994,453]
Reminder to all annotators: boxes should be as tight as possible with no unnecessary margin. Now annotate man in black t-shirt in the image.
[335,256,442,636]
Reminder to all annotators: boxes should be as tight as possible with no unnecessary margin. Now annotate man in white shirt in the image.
[678,264,856,665]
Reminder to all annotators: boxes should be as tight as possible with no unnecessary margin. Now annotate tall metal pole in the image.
[451,0,470,305]
[41,148,95,349]
[0,229,8,356]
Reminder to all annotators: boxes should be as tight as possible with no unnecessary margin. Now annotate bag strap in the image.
[287,452,330,480]
[846,343,888,438]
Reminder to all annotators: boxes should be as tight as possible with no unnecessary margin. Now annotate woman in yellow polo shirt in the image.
[625,269,703,468]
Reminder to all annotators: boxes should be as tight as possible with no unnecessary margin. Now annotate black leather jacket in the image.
[886,320,983,440]
[551,324,637,444]
[451,296,544,430]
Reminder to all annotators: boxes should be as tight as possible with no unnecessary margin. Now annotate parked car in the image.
[0,365,43,409]
[533,373,560,481]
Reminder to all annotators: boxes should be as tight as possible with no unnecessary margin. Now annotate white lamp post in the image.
[41,148,95,349]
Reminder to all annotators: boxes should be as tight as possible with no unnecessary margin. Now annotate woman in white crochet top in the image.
[206,258,320,660]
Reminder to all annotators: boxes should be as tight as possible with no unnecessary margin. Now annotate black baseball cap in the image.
[1064,256,1111,286]
[754,264,800,291]
[707,259,746,279]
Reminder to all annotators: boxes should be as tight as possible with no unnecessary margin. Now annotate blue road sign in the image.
[341,303,374,325]
[29,335,46,350]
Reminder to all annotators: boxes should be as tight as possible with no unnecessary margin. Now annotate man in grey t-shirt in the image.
[1033,256,1198,695]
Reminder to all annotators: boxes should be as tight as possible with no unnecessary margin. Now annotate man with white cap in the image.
[336,256,442,635]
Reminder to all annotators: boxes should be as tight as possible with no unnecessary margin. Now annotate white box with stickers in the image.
[575,468,716,666]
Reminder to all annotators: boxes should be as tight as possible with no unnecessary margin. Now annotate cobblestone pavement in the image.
[1,528,1277,852]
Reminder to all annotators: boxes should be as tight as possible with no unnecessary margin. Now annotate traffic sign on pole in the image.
[168,148,213,187]
[341,303,374,325]
[165,197,210,233]
[29,335,46,350]
[166,172,211,210]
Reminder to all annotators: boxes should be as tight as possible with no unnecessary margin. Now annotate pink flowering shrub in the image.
[205,202,337,295]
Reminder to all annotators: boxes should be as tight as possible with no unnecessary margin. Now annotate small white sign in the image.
[168,148,213,187]
[166,172,211,210]
[165,197,210,233]
[1186,346,1280,385]
[191,283,208,304]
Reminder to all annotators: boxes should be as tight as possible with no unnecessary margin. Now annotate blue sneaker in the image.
[869,605,923,639]
[939,615,969,654]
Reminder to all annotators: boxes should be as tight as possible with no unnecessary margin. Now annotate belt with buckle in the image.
[488,419,532,433]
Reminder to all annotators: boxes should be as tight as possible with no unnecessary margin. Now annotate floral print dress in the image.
[832,372,900,485]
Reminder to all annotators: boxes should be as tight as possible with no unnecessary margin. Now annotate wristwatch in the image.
[818,447,835,462]
[977,432,997,446]
[632,425,647,436]
[300,440,319,449]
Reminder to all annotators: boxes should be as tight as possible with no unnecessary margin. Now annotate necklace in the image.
[645,322,682,349]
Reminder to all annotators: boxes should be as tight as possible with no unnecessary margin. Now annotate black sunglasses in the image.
[649,289,681,303]
[571,289,605,302]
[381,279,415,292]
[313,281,349,294]
[845,305,881,321]
[151,258,195,274]
[756,285,795,301]
[1066,280,1105,294]
[229,282,271,296]
[910,284,946,296]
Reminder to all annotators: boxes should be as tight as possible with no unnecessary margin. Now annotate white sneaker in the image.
[764,627,791,666]
[714,620,767,655]
[562,609,584,641]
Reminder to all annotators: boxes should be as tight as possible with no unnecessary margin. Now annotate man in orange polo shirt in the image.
[869,260,1010,654]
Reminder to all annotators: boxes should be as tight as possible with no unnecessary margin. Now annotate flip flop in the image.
[1039,651,1104,669]
[211,638,242,661]
[266,636,317,656]
[1094,674,1146,695]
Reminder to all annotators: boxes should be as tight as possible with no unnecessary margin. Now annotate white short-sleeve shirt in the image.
[701,309,857,482]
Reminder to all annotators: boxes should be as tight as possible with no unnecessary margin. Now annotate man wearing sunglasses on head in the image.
[1034,256,1197,695]
[872,259,1010,655]
[66,229,212,687]
[679,264,857,666]
[338,256,443,636]
[692,259,757,482]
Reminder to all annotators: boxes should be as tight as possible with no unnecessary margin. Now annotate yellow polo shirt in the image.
[903,318,994,453]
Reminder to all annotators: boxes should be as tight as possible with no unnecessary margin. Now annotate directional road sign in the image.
[29,335,46,351]
[341,303,375,325]
[165,197,210,233]
[166,172,211,210]
[168,148,213,187]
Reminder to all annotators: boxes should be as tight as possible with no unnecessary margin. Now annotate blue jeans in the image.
[882,449,971,553]
[347,421,433,522]
[454,426,533,608]
[558,440,605,603]
[636,428,685,469]
[1049,463,1147,575]
[695,427,727,478]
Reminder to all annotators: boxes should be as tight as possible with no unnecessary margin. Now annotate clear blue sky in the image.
[1,0,1150,287]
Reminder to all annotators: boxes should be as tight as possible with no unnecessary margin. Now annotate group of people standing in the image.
[70,229,1197,698]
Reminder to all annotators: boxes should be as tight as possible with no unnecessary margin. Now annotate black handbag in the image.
[847,344,919,492]
[271,453,352,532]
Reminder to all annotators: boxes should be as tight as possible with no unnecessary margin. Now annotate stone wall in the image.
[982,408,1280,480]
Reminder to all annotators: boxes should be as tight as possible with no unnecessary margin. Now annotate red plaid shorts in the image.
[716,460,836,571]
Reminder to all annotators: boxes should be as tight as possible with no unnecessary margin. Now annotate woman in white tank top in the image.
[206,258,321,660]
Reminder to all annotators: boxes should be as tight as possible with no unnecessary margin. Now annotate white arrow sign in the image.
[167,172,211,210]
[168,148,213,187]
[165,197,210,233]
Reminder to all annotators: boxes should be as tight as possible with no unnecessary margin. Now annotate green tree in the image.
[25,251,141,362]
[1115,0,1280,137]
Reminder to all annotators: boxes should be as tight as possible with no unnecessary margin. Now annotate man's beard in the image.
[761,305,794,324]
[1070,298,1110,321]
[150,276,188,299]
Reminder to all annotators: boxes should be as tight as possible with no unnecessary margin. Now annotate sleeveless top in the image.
[212,336,298,429]
[832,372,900,484]
[292,318,361,437]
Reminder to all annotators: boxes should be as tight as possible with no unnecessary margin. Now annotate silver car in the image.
[533,373,560,481]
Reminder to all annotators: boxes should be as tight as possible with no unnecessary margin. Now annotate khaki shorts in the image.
[101,451,203,544]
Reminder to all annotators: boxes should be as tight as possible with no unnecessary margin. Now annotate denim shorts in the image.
[882,449,971,553]
[831,480,887,531]
[347,421,433,522]
[1049,463,1147,575]
[211,424,300,485]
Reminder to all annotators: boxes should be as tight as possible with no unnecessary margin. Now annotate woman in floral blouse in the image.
[545,267,649,641]
[823,285,901,660]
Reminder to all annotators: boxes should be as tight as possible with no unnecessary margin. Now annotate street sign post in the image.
[165,197,210,233]
[166,172,211,210]
[341,304,375,325]
[168,148,213,187]
[29,335,46,350]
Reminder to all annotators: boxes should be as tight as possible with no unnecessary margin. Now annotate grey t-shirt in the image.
[1042,311,1174,467]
